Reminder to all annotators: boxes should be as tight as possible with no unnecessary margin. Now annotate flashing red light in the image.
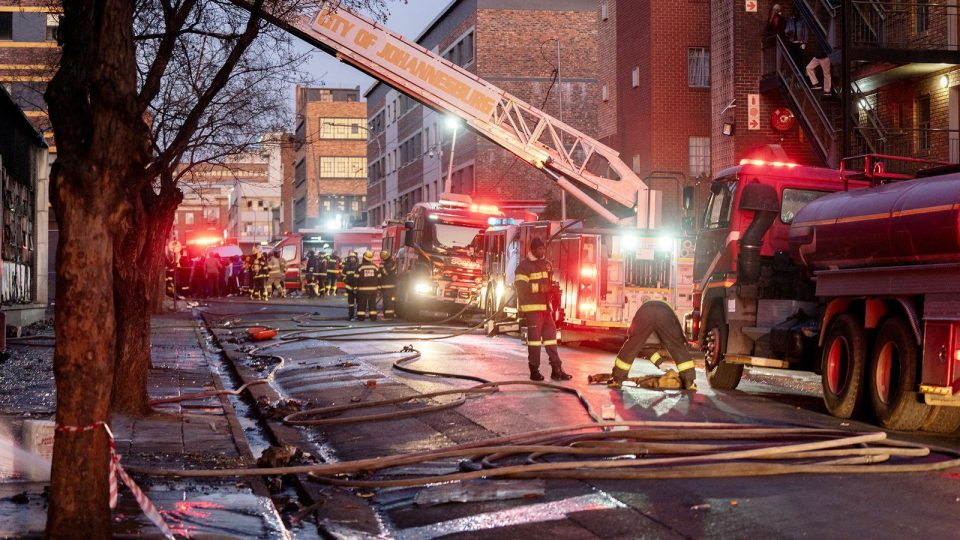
[580,266,597,279]
[187,237,221,246]
[579,301,596,314]
[470,203,500,214]
[739,158,798,168]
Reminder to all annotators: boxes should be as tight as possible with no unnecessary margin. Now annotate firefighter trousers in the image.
[356,292,376,320]
[612,302,693,384]
[346,289,357,319]
[325,272,338,295]
[253,277,268,299]
[266,276,285,297]
[524,311,562,369]
[381,287,396,318]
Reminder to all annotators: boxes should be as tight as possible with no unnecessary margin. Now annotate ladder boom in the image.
[240,1,653,226]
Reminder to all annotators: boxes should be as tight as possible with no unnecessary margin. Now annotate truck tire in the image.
[702,308,743,390]
[867,317,927,431]
[920,406,960,434]
[820,314,867,419]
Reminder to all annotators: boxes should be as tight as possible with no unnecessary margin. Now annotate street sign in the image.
[745,0,758,12]
[748,93,760,130]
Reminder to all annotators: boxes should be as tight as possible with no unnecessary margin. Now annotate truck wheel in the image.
[702,308,743,390]
[820,314,867,419]
[920,406,960,434]
[484,287,499,322]
[868,317,927,431]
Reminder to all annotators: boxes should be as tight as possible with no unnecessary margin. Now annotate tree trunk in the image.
[111,186,180,415]
[44,1,147,535]
[46,177,123,538]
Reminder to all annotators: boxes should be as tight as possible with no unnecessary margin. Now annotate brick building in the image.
[365,0,599,226]
[716,1,960,173]
[597,0,712,226]
[292,86,367,232]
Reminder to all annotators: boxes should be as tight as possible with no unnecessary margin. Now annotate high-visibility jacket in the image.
[342,256,360,290]
[356,262,379,293]
[253,254,270,279]
[325,254,341,276]
[514,255,553,313]
[378,257,397,290]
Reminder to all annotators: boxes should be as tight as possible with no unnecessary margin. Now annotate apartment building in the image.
[291,86,367,231]
[365,0,599,226]
[597,0,712,225]
[717,1,960,172]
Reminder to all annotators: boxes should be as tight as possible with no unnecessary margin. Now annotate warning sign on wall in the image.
[745,1,758,12]
[747,93,761,130]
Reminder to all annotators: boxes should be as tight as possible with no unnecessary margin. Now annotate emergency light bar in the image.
[739,158,798,168]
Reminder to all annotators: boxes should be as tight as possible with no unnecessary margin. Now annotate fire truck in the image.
[384,195,502,318]
[269,228,382,290]
[479,219,694,343]
[693,153,960,431]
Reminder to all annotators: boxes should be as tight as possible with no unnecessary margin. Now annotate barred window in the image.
[319,118,366,139]
[631,67,639,88]
[688,48,710,88]
[689,136,711,177]
[602,84,609,101]
[319,157,367,178]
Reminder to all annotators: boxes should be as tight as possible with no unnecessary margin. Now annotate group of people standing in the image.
[300,248,397,321]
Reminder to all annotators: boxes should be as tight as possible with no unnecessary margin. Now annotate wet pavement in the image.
[2,297,959,538]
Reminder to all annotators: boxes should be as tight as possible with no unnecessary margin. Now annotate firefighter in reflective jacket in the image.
[356,251,379,321]
[515,238,572,381]
[251,250,270,300]
[325,250,341,296]
[342,251,360,320]
[609,300,698,390]
[378,250,397,319]
[305,250,320,297]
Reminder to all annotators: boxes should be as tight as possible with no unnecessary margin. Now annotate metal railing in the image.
[762,36,840,165]
[850,127,960,164]
[793,0,840,53]
[851,1,960,49]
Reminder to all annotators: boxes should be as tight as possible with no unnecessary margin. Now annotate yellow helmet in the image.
[363,250,374,261]
[380,250,390,260]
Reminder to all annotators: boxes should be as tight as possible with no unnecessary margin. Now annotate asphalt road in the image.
[207,298,960,540]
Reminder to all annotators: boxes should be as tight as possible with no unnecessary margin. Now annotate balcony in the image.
[848,1,960,63]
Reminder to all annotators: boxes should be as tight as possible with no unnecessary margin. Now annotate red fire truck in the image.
[693,153,960,431]
[389,195,503,319]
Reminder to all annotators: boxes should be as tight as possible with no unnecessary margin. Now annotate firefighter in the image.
[515,237,572,381]
[608,300,697,391]
[355,250,379,321]
[378,250,397,319]
[304,250,320,297]
[316,247,329,297]
[252,249,270,300]
[342,251,360,320]
[325,249,341,296]
[266,251,286,298]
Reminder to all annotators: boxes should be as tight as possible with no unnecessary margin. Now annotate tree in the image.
[44,0,388,535]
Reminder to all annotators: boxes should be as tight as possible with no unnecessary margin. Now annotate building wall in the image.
[365,0,599,225]
[292,87,367,231]
[596,0,618,147]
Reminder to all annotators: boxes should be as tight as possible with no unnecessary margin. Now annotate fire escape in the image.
[762,1,960,168]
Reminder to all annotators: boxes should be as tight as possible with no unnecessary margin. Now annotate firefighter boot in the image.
[550,365,573,381]
[529,365,545,381]
[681,372,698,391]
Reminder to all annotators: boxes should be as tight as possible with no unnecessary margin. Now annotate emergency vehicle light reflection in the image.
[415,281,433,294]
[580,266,597,279]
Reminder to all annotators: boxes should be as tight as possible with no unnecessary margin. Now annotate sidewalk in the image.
[0,308,288,538]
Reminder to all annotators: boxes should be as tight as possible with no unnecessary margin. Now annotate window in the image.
[319,118,366,139]
[688,137,710,177]
[46,14,60,42]
[918,95,931,152]
[0,13,11,40]
[185,212,195,225]
[281,245,297,262]
[916,0,929,34]
[702,179,736,230]
[203,208,219,221]
[781,189,829,224]
[319,156,367,178]
[631,67,640,88]
[294,158,306,186]
[601,84,609,101]
[688,48,710,88]
[601,1,608,20]
[632,154,641,174]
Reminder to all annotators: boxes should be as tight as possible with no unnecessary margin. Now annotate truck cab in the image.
[395,196,502,317]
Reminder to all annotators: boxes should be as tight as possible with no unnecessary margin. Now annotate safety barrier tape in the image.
[56,421,174,539]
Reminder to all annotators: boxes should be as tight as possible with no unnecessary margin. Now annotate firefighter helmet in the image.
[380,250,390,260]
[363,250,374,261]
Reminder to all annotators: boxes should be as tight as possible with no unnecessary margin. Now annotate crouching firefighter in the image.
[609,300,697,390]
[515,237,572,382]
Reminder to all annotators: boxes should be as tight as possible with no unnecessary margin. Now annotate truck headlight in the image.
[414,282,432,294]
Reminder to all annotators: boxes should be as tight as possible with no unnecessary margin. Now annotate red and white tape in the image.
[56,421,175,539]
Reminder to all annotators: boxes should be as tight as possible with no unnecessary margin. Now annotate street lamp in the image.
[443,115,462,194]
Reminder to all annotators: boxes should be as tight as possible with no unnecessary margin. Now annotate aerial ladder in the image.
[236,1,657,226]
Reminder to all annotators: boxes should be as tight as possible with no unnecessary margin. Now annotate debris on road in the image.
[413,479,545,507]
